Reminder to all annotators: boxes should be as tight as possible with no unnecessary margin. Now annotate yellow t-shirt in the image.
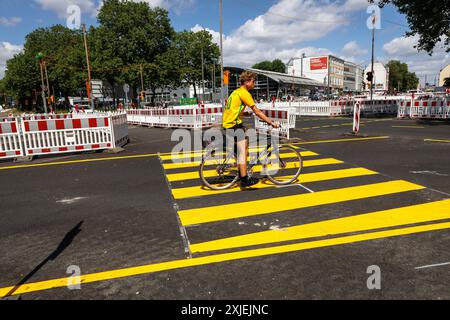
[222,87,256,129]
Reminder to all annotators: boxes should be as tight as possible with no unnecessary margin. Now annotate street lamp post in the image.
[82,24,95,111]
[219,0,224,106]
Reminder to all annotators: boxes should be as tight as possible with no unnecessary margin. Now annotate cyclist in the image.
[222,71,280,188]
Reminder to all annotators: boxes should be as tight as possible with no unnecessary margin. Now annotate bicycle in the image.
[199,126,303,190]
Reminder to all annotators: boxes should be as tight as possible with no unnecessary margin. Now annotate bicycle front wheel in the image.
[199,149,240,190]
[264,145,303,185]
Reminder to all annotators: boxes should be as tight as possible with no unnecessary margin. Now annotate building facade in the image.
[364,62,389,93]
[343,62,364,93]
[439,64,450,86]
[287,55,345,93]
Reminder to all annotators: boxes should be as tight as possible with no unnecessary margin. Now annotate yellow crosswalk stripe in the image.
[178,180,425,226]
[171,168,378,199]
[3,220,450,298]
[163,151,318,170]
[160,147,267,161]
[166,158,344,182]
[190,199,450,253]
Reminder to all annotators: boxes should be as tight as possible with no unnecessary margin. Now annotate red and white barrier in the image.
[398,99,450,119]
[357,100,398,114]
[21,117,113,156]
[0,119,24,160]
[353,103,361,134]
[254,109,294,139]
[126,107,223,129]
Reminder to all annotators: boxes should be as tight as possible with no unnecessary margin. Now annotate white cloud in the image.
[35,0,98,18]
[383,35,450,85]
[383,35,420,56]
[95,0,196,16]
[0,17,22,26]
[191,0,368,67]
[342,41,368,56]
[0,42,24,79]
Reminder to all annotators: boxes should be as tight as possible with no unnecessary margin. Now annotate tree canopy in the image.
[252,59,286,73]
[1,0,219,109]
[386,60,419,92]
[371,0,450,54]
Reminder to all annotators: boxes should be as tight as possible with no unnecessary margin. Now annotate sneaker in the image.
[240,176,260,188]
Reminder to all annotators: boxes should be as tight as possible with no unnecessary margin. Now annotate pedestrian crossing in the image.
[160,146,450,258]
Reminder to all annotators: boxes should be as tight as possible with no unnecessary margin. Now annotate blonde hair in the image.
[239,71,257,85]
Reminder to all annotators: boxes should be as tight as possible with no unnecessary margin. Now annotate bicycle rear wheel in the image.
[199,148,240,190]
[264,145,303,185]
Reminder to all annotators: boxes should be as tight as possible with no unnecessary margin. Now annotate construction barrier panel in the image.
[254,109,294,140]
[0,118,23,160]
[111,113,129,147]
[21,117,113,157]
[126,107,223,129]
[357,100,398,114]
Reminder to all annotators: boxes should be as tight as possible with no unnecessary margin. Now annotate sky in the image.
[1,0,449,86]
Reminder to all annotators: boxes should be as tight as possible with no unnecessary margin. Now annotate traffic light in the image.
[224,70,230,85]
[366,71,373,82]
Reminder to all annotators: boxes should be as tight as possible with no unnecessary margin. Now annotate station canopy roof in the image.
[225,66,325,87]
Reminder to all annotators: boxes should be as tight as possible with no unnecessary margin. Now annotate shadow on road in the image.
[2,221,84,299]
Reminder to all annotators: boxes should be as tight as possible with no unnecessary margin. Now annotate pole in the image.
[39,61,48,113]
[44,62,51,109]
[370,15,375,103]
[219,0,224,106]
[82,24,95,111]
[201,48,205,102]
[140,64,145,105]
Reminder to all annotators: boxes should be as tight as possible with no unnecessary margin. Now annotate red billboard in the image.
[310,57,328,70]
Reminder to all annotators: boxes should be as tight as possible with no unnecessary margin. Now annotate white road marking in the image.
[56,197,87,204]
[415,262,450,270]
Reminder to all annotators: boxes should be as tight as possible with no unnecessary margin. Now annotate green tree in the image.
[386,60,419,92]
[2,25,85,110]
[371,0,450,54]
[172,30,220,100]
[252,59,286,73]
[271,59,286,73]
[93,0,175,105]
[252,60,273,71]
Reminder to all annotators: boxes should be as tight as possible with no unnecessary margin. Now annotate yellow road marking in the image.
[190,199,450,253]
[424,139,450,143]
[292,136,389,145]
[171,168,378,199]
[392,126,425,129]
[166,158,343,182]
[0,153,160,171]
[0,137,389,171]
[162,151,318,170]
[160,147,267,161]
[2,221,450,298]
[178,180,425,226]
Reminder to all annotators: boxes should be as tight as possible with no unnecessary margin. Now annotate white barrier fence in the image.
[0,112,128,161]
[398,100,450,119]
[258,100,398,117]
[126,107,223,129]
[255,109,295,140]
[0,118,24,159]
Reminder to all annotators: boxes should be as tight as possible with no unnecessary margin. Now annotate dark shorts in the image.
[223,123,247,143]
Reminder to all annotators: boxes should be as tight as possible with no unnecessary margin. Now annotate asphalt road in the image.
[0,115,449,300]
